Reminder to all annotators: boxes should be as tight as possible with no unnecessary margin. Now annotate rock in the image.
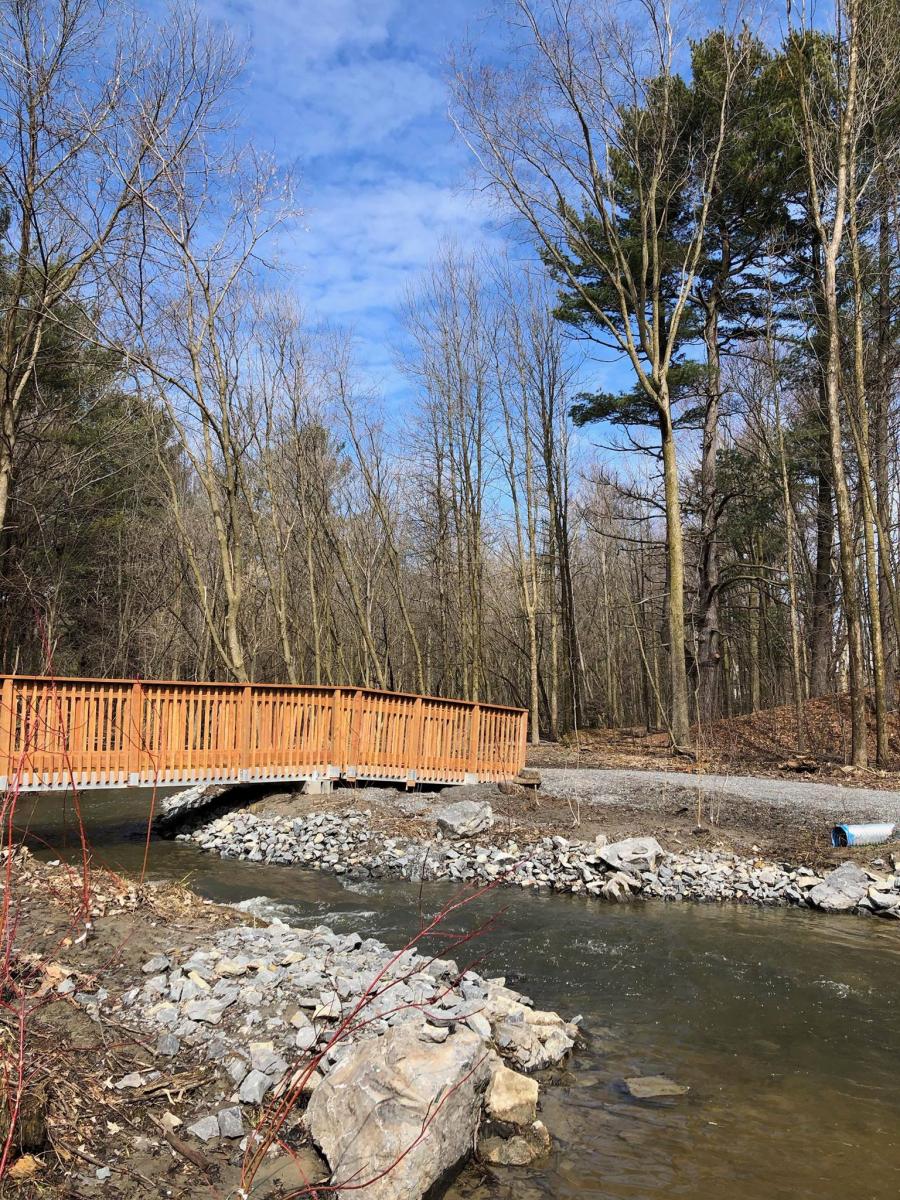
[599,837,663,875]
[214,958,248,978]
[142,955,171,974]
[295,1026,317,1051]
[795,875,824,890]
[254,1146,329,1192]
[217,1106,244,1139]
[183,998,229,1024]
[277,1066,324,1098]
[420,1024,449,1043]
[485,1064,539,1127]
[114,1072,145,1090]
[809,863,869,912]
[867,886,900,911]
[492,1017,572,1072]
[187,1115,220,1142]
[624,1075,689,1100]
[466,1012,492,1040]
[250,1041,286,1075]
[434,800,494,840]
[479,1121,551,1166]
[160,1112,182,1132]
[226,1055,249,1085]
[156,1033,180,1057]
[239,1069,273,1105]
[306,1025,490,1200]
[156,781,231,825]
[95,1166,112,1181]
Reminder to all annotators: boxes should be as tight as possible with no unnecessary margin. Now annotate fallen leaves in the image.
[8,1153,43,1179]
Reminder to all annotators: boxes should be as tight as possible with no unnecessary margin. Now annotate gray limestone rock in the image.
[187,1115,220,1142]
[306,1025,491,1200]
[239,1069,273,1105]
[598,837,663,875]
[217,1106,244,1139]
[809,862,869,912]
[433,800,494,840]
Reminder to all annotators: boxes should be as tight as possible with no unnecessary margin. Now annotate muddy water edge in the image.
[17,786,900,1200]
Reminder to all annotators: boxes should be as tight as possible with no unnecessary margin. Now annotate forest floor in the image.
[526,692,900,788]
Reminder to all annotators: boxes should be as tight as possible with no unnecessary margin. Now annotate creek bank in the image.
[108,914,575,1197]
[11,850,575,1198]
[170,785,900,921]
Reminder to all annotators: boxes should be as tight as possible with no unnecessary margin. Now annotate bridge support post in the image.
[303,776,333,796]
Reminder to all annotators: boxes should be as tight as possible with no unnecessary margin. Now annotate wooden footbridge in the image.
[0,675,528,792]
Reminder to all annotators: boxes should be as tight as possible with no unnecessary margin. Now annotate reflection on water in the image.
[17,788,900,1200]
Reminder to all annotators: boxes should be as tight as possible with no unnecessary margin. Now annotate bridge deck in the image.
[0,675,527,792]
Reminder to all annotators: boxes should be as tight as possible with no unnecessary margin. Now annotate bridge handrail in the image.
[0,674,527,791]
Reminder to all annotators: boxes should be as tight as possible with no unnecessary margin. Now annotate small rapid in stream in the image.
[16,787,900,1200]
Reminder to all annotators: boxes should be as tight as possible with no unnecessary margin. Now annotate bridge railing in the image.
[0,675,528,791]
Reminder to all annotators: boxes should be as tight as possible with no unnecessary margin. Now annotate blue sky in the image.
[153,0,514,402]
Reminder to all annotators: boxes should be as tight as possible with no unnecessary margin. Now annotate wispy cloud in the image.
[147,0,501,396]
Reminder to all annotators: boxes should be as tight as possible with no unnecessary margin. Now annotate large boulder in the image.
[598,836,663,875]
[434,800,494,840]
[809,862,869,912]
[305,1025,491,1200]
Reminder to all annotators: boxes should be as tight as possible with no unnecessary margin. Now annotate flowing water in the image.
[16,787,900,1200]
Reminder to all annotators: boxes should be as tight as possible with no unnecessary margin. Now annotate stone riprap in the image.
[101,917,574,1197]
[172,799,900,921]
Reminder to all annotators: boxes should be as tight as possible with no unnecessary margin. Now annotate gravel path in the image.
[539,767,900,823]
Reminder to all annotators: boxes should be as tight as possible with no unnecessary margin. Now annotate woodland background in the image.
[1,0,898,768]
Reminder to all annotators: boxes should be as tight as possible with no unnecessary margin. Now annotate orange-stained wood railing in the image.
[0,675,528,792]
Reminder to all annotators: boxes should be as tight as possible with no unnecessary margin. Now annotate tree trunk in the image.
[775,389,807,750]
[696,294,722,725]
[660,399,690,746]
[748,568,761,713]
[821,251,868,766]
[809,419,834,697]
[875,187,897,708]
[849,190,886,763]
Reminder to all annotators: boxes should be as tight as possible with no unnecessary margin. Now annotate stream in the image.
[15,786,900,1200]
